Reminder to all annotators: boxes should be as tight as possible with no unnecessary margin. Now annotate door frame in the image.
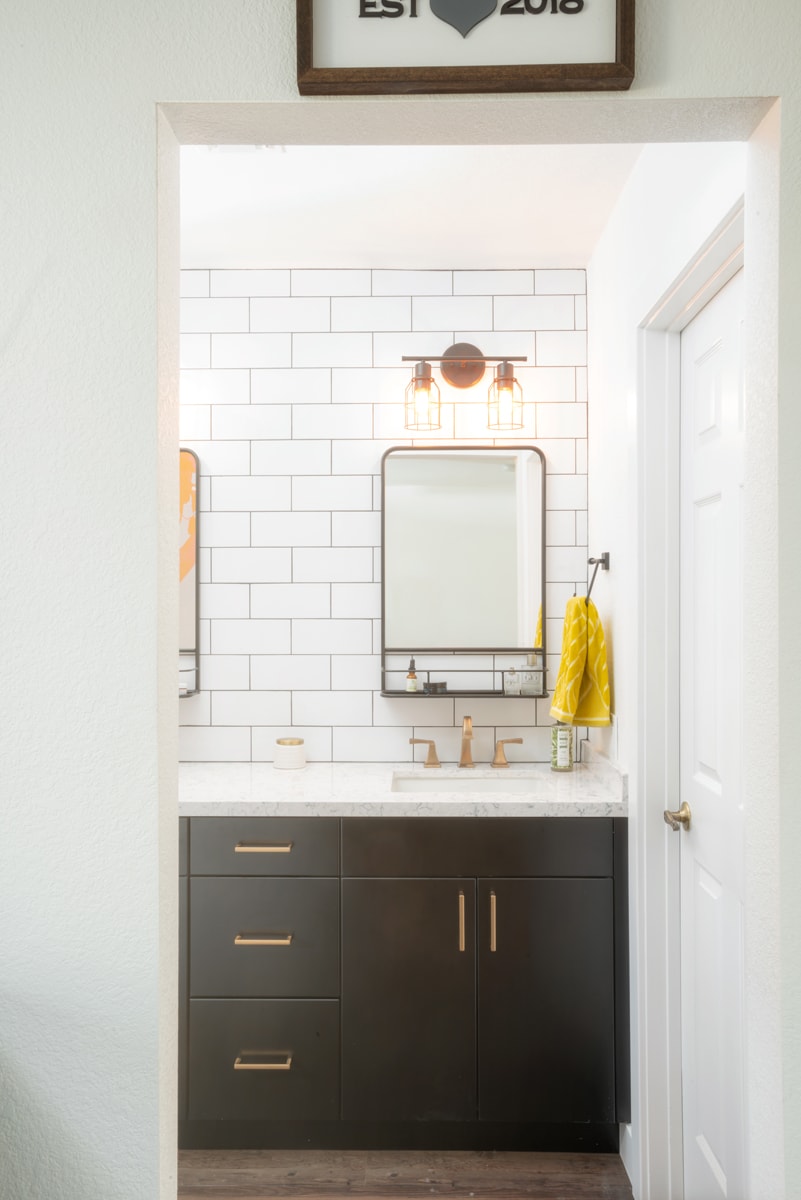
[636,204,744,1200]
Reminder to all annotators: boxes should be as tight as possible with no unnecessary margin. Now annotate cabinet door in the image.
[342,878,476,1122]
[478,878,616,1123]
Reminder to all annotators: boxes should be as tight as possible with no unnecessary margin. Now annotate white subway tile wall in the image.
[180,268,590,763]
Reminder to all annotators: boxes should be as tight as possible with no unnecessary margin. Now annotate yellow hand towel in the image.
[550,596,611,727]
[534,604,542,650]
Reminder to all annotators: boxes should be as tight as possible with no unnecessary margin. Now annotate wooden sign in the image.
[297,0,634,95]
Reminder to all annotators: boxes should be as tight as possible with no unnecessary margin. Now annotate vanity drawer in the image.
[341,817,614,878]
[188,999,339,1120]
[190,877,340,998]
[189,817,339,877]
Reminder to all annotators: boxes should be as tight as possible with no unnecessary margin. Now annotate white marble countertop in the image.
[179,750,627,818]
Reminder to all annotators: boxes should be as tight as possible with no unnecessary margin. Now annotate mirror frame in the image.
[380,445,546,698]
[179,447,200,698]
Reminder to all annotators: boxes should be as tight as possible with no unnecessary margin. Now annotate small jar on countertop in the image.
[274,737,306,769]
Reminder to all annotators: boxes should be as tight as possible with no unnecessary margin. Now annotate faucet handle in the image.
[491,737,523,769]
[409,737,441,768]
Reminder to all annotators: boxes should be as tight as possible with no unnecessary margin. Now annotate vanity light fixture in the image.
[404,360,441,431]
[487,361,524,431]
[402,344,527,432]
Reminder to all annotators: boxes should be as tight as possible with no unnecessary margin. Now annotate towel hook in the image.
[586,552,610,601]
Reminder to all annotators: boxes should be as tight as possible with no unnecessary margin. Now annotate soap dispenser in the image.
[504,667,521,696]
[406,657,418,693]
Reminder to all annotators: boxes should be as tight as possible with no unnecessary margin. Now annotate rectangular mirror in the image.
[179,448,199,697]
[381,446,545,697]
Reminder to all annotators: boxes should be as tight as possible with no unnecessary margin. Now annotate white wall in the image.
[179,267,589,765]
[3,1,801,1197]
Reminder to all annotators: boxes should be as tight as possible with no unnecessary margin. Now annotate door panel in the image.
[680,270,746,1199]
[341,878,476,1122]
[477,878,616,1123]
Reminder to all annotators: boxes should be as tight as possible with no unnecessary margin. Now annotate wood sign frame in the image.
[297,0,634,95]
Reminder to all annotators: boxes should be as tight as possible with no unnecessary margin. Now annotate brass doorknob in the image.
[663,801,691,832]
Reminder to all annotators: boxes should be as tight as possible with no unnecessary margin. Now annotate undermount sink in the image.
[391,772,545,794]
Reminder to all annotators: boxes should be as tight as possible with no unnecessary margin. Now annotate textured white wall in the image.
[2,2,801,1198]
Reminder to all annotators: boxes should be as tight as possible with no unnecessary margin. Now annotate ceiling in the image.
[180,143,643,270]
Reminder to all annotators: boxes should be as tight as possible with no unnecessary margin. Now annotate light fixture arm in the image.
[401,355,528,364]
[403,343,528,391]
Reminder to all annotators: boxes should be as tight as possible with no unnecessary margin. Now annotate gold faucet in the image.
[459,716,474,768]
[492,737,523,768]
[409,737,441,768]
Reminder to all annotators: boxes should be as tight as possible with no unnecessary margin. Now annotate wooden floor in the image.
[178,1150,634,1200]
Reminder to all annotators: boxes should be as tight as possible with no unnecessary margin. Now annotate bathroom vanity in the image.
[178,761,629,1152]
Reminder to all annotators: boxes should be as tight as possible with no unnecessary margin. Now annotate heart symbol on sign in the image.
[429,0,498,38]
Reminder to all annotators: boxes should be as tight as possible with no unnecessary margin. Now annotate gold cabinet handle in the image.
[235,842,293,854]
[234,934,293,947]
[663,801,692,832]
[458,890,465,953]
[490,890,497,952]
[234,1054,292,1071]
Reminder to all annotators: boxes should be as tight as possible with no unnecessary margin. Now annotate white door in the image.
[676,270,746,1199]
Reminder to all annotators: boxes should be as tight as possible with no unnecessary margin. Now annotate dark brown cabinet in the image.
[179,815,628,1151]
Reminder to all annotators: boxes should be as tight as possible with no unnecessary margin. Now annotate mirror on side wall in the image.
[179,448,199,697]
[381,446,545,697]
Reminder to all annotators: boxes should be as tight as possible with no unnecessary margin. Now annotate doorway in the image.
[159,100,777,1200]
[637,209,749,1199]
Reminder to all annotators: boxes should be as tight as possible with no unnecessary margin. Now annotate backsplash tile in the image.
[180,267,590,763]
[291,269,371,296]
[332,297,411,332]
[181,368,250,406]
[454,270,534,296]
[372,269,452,296]
[251,297,330,333]
[292,332,373,369]
[211,333,291,369]
[181,298,249,333]
[181,270,210,297]
[211,269,290,297]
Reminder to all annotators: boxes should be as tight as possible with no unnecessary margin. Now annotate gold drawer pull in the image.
[234,1054,293,1071]
[458,890,465,953]
[490,891,497,953]
[234,933,293,947]
[235,841,293,854]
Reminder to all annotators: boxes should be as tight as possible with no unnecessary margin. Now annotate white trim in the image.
[644,205,745,332]
[636,201,745,1200]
